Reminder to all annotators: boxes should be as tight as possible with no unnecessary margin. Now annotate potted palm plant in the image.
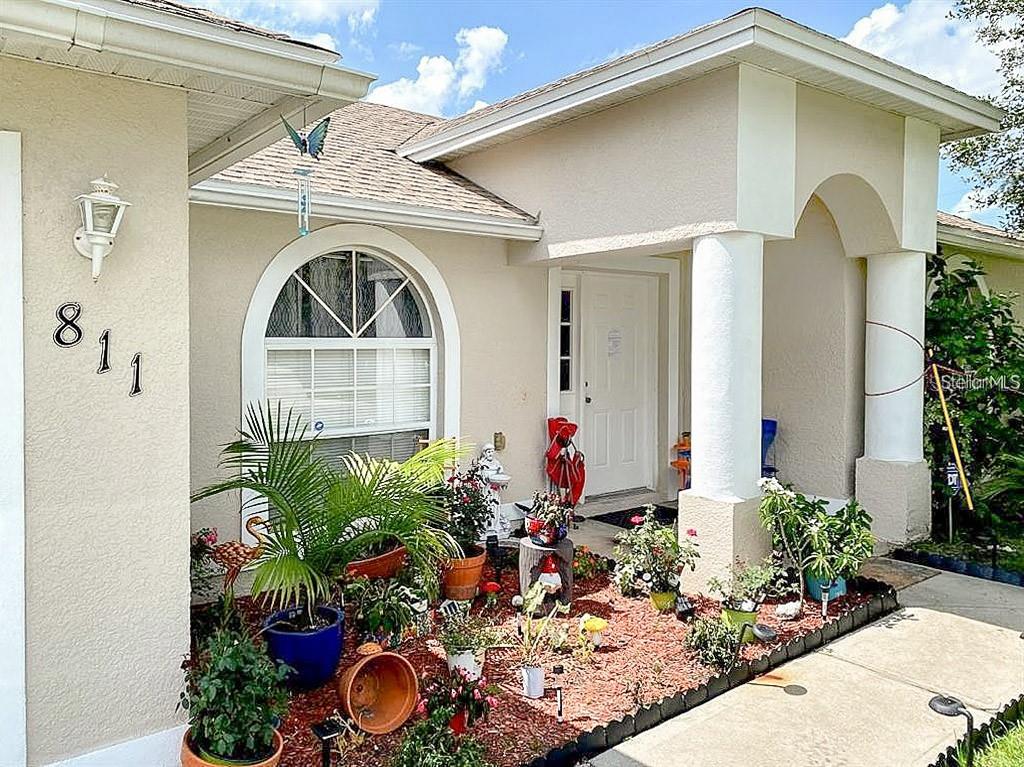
[179,628,290,767]
[437,468,493,600]
[192,403,460,689]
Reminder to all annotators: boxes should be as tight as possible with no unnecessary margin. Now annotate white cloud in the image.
[390,41,423,59]
[467,100,489,113]
[454,26,508,98]
[952,188,999,220]
[367,25,509,116]
[302,31,338,52]
[842,1,1001,98]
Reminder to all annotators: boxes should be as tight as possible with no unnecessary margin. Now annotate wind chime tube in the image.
[296,173,311,236]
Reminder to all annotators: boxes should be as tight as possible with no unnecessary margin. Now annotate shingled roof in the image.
[213,101,535,223]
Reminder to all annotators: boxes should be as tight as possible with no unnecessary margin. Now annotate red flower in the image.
[481,581,502,594]
[629,515,644,526]
[687,528,698,537]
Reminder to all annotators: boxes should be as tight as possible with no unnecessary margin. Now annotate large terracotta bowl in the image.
[338,643,419,735]
[180,728,283,767]
[442,547,486,600]
[347,544,408,580]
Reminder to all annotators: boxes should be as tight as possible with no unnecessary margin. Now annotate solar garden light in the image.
[486,534,503,580]
[73,176,131,281]
[729,622,778,671]
[928,695,974,767]
[311,718,343,767]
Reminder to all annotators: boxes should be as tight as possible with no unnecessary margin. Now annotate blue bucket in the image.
[263,605,344,690]
[806,574,846,602]
[761,419,778,468]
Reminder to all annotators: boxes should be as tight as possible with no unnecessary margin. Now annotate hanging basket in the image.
[337,643,419,735]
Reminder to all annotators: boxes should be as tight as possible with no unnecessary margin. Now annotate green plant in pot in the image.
[612,505,699,611]
[344,576,425,648]
[436,466,494,600]
[439,613,497,682]
[515,582,569,698]
[179,628,290,767]
[803,499,874,615]
[707,557,784,642]
[192,402,460,689]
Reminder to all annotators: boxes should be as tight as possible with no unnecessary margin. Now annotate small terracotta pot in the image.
[347,545,408,580]
[180,728,283,767]
[442,548,486,600]
[338,643,419,735]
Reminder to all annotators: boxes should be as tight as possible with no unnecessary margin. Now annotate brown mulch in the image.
[216,567,868,767]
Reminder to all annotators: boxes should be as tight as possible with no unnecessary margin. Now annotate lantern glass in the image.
[90,201,119,234]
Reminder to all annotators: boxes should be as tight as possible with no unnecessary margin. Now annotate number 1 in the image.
[97,329,111,374]
[129,352,142,397]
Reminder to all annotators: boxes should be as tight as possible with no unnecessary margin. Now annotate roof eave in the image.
[189,179,544,241]
[399,8,1003,162]
[938,224,1024,261]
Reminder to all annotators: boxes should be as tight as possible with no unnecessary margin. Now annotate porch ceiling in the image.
[0,0,375,184]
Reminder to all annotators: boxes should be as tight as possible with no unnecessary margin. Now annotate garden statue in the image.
[473,443,513,539]
[210,516,267,592]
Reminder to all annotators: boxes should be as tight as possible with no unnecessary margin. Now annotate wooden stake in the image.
[930,361,974,511]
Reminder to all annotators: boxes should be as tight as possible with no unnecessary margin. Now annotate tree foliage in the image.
[925,251,1024,526]
[947,0,1024,232]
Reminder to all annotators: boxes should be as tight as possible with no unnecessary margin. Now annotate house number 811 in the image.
[52,302,143,398]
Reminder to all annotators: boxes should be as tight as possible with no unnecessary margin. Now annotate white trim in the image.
[44,724,185,767]
[190,180,543,242]
[548,257,680,499]
[0,130,26,767]
[242,225,461,534]
[399,8,1001,162]
[937,224,1024,262]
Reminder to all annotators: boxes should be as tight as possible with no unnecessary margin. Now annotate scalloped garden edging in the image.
[521,576,901,767]
[928,693,1024,767]
[890,548,1024,587]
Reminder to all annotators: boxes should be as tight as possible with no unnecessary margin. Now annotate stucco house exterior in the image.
[1,2,1020,765]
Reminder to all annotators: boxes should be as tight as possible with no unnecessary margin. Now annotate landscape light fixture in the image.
[928,695,974,767]
[729,622,779,671]
[311,718,343,767]
[486,534,503,580]
[675,595,696,621]
[73,176,131,281]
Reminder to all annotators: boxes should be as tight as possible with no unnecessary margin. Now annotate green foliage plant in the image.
[612,505,699,595]
[391,707,493,767]
[706,557,784,611]
[685,616,739,671]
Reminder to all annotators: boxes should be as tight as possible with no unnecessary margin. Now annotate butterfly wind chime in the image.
[280,114,330,236]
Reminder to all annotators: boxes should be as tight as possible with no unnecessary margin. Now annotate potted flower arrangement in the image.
[439,613,497,681]
[612,505,700,611]
[179,628,290,767]
[707,557,783,641]
[419,668,497,735]
[192,403,460,689]
[525,492,573,546]
[515,582,569,698]
[437,467,494,600]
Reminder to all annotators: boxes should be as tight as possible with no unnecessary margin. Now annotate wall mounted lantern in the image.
[73,176,131,281]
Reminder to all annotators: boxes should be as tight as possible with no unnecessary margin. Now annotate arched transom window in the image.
[264,250,434,462]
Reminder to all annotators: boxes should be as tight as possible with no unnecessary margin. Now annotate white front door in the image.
[580,272,656,496]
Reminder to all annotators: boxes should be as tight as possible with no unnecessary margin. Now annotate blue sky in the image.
[200,0,1007,226]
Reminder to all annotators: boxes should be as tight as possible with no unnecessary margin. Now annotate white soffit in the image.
[399,8,1003,162]
[0,0,375,184]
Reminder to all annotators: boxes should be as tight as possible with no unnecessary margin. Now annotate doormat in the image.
[589,503,677,529]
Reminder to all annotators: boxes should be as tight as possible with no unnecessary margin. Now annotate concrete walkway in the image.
[593,566,1024,767]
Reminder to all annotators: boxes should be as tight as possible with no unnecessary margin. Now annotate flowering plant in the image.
[419,669,498,726]
[612,505,699,595]
[479,581,502,611]
[437,468,494,549]
[190,527,221,599]
[572,545,610,581]
[528,492,573,528]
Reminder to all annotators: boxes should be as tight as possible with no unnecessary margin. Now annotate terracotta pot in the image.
[347,545,408,580]
[338,643,419,735]
[180,728,282,767]
[442,548,486,600]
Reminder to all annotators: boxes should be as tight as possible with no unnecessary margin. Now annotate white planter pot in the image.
[521,665,545,698]
[446,650,483,681]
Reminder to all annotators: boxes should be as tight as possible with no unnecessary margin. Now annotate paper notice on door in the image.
[607,328,622,356]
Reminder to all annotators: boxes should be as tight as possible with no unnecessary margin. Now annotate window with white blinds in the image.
[264,251,435,459]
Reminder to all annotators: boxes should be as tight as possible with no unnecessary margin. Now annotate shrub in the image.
[685,616,739,671]
[179,628,290,762]
[706,557,784,610]
[392,707,493,767]
[436,468,494,550]
[613,505,699,595]
[344,577,425,646]
[572,545,610,581]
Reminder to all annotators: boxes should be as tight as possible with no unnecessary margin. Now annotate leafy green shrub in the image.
[344,576,425,645]
[435,468,494,550]
[392,707,493,767]
[707,557,784,610]
[179,628,290,762]
[685,616,739,671]
[613,505,700,595]
[438,613,497,655]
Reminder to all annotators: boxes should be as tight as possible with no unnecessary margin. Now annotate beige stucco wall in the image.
[762,196,866,499]
[449,67,740,261]
[976,253,1024,319]
[0,58,190,764]
[189,205,549,538]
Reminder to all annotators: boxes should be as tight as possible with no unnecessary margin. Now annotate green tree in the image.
[925,250,1024,530]
[946,0,1024,232]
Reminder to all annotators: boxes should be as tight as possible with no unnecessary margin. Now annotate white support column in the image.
[680,231,769,592]
[856,250,931,546]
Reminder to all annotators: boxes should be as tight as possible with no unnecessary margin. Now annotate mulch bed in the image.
[214,566,869,767]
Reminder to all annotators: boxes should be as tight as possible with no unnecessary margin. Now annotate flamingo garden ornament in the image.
[210,516,268,592]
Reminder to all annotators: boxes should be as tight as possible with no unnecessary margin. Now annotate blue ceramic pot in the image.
[263,605,344,690]
[805,574,847,602]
